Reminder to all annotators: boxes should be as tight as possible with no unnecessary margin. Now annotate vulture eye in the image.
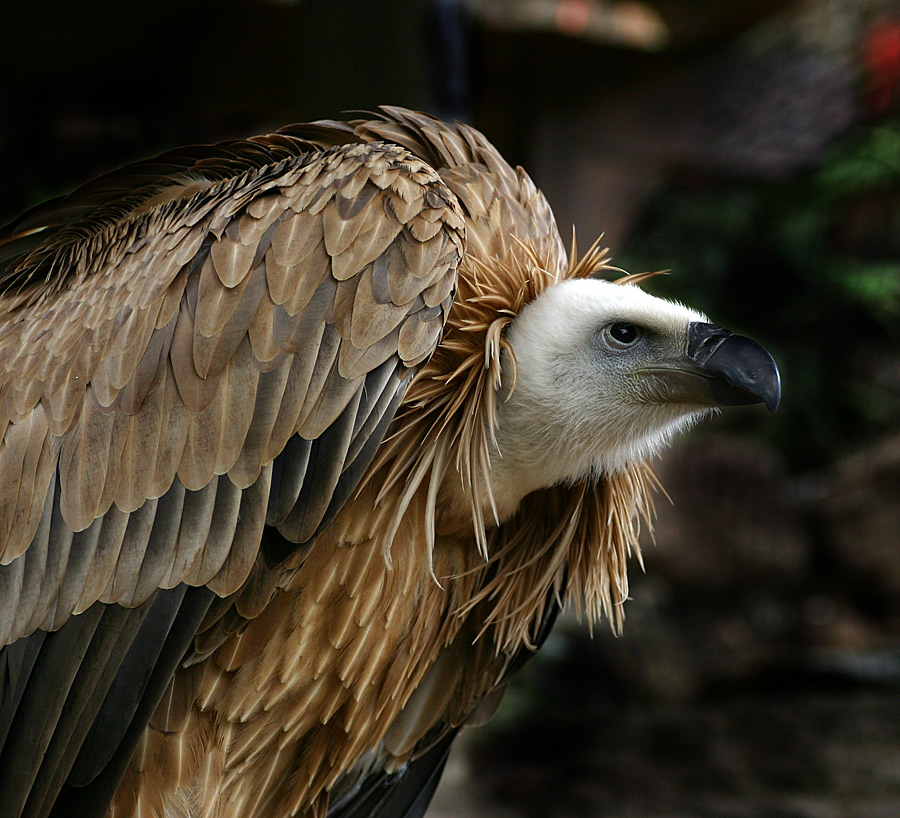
[604,321,641,348]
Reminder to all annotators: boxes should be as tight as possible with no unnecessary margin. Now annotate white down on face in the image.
[488,278,710,515]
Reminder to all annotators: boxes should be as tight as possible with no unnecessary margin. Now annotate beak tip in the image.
[761,359,782,413]
[765,376,782,413]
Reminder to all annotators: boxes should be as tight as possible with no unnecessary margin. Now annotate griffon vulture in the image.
[0,107,780,818]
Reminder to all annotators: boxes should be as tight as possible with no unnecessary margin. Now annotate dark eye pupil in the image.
[610,322,638,344]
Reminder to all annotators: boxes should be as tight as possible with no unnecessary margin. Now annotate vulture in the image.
[0,107,780,818]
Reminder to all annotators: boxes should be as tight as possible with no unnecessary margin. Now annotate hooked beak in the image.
[639,322,781,412]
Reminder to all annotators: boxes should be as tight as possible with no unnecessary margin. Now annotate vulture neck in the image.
[437,441,585,534]
[362,255,655,641]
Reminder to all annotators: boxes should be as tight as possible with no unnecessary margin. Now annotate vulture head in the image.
[491,277,780,513]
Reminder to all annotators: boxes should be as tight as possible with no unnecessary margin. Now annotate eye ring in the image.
[603,321,641,348]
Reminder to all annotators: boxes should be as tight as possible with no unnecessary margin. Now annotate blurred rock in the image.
[820,434,900,602]
[646,432,811,591]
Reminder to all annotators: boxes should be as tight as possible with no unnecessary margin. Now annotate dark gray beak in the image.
[685,322,781,412]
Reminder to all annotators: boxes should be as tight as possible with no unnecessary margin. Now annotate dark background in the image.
[4,2,900,816]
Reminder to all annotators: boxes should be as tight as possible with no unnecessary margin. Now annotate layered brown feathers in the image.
[0,108,653,818]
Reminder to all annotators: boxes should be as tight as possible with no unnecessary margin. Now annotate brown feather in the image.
[421,258,458,307]
[201,498,259,614]
[347,266,410,351]
[269,209,323,273]
[382,242,432,306]
[246,289,283,364]
[170,292,224,414]
[212,338,261,479]
[98,305,158,396]
[336,325,401,381]
[116,370,165,512]
[321,198,372,260]
[73,502,130,614]
[227,354,292,489]
[58,387,117,531]
[263,343,325,464]
[14,483,56,638]
[160,478,219,589]
[280,239,334,318]
[122,478,188,607]
[291,324,342,440]
[329,207,401,283]
[330,273,361,341]
[194,256,268,377]
[209,232,258,289]
[113,313,178,415]
[101,495,157,604]
[0,406,55,563]
[94,402,132,520]
[178,378,226,492]
[181,475,240,587]
[397,310,443,366]
[0,547,25,645]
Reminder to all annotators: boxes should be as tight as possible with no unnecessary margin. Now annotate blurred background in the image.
[3,1,900,815]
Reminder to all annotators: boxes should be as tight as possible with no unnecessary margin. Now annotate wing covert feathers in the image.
[0,138,464,642]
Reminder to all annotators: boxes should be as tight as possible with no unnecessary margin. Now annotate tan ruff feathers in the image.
[614,269,670,285]
[362,230,655,644]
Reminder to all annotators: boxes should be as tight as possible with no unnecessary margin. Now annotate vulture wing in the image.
[0,131,464,817]
[327,594,563,818]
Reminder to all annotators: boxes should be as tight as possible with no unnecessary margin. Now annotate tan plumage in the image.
[0,107,780,818]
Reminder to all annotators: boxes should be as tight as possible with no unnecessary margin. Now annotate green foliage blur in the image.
[621,120,900,473]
